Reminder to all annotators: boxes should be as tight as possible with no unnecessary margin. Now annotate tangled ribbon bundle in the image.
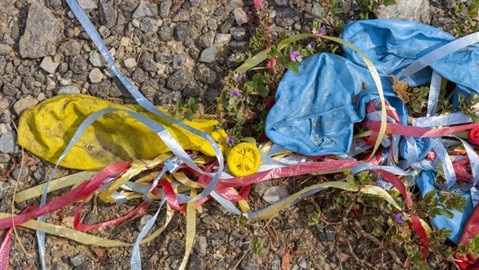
[3,1,479,269]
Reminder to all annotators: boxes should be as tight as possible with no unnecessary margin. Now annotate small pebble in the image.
[56,85,81,95]
[69,254,84,267]
[214,33,232,47]
[195,236,207,256]
[230,27,246,41]
[0,131,16,154]
[167,239,184,256]
[172,54,186,69]
[199,47,218,63]
[40,56,59,74]
[262,186,289,204]
[11,167,29,181]
[13,97,38,115]
[89,51,103,67]
[89,68,103,83]
[233,8,248,25]
[78,0,97,10]
[124,58,137,68]
[138,214,153,229]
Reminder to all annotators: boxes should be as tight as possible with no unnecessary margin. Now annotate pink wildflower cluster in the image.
[253,0,264,9]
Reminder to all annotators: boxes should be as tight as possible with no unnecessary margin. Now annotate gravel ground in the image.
[1,0,477,269]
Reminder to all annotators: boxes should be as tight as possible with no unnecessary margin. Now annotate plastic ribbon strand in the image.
[131,196,166,270]
[179,189,197,270]
[409,215,430,259]
[427,71,442,117]
[413,112,473,128]
[243,180,402,220]
[13,171,97,203]
[400,30,479,79]
[0,228,13,270]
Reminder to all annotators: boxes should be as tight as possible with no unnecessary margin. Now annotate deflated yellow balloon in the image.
[17,94,227,170]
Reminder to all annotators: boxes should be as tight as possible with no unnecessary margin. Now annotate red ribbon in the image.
[363,120,479,138]
[0,228,13,270]
[0,161,131,229]
[409,214,430,259]
[73,201,150,232]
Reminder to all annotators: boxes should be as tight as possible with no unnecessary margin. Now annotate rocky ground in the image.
[0,0,478,269]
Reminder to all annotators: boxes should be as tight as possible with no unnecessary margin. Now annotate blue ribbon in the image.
[400,31,479,79]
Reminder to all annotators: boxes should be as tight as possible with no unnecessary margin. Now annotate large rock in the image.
[19,2,62,59]
[376,0,431,24]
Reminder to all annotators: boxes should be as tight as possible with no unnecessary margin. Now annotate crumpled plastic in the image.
[17,94,228,170]
[265,19,479,157]
[265,19,479,254]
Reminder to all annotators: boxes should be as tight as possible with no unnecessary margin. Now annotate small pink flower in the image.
[232,72,243,82]
[229,89,243,99]
[229,54,237,62]
[317,27,325,36]
[254,0,264,9]
[394,213,408,223]
[266,58,277,73]
[226,135,235,146]
[289,51,302,62]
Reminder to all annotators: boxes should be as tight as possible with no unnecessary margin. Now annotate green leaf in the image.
[429,207,453,219]
[442,209,454,219]
[245,81,256,92]
[288,61,300,74]
[175,99,182,112]
[187,97,195,107]
[184,111,194,121]
[383,0,396,6]
[187,97,199,112]
[236,112,245,121]
[234,33,316,74]
[423,190,436,203]
[190,103,199,112]
[258,85,268,98]
[346,175,357,186]
[249,94,259,105]
[252,73,265,84]
[331,7,344,14]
